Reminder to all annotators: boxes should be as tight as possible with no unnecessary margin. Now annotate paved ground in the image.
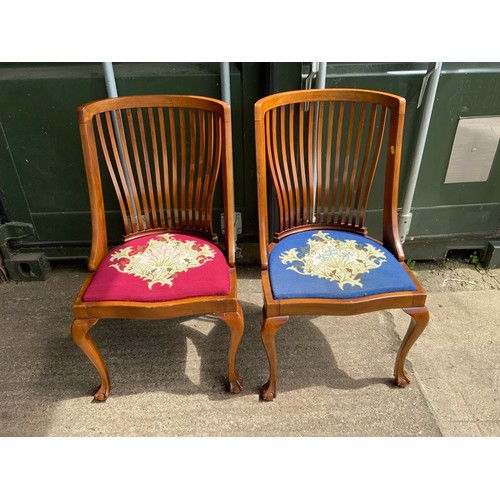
[1,255,499,498]
[1,255,499,438]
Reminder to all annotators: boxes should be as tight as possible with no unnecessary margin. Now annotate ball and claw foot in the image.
[260,379,277,401]
[92,385,110,402]
[394,370,411,388]
[228,374,244,394]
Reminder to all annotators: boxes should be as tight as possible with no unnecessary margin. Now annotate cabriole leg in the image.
[394,306,429,387]
[217,301,244,394]
[71,318,110,402]
[260,309,288,401]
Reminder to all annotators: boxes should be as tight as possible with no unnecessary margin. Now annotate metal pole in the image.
[101,62,141,229]
[102,62,119,98]
[219,62,239,255]
[316,62,327,89]
[220,62,231,105]
[311,62,327,221]
[398,62,442,243]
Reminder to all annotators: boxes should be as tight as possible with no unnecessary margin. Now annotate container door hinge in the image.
[0,222,50,281]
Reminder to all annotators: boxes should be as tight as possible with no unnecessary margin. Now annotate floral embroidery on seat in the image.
[109,234,216,289]
[279,230,387,290]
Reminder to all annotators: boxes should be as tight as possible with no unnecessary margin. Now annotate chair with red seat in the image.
[72,94,244,401]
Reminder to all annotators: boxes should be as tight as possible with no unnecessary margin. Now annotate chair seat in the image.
[268,230,417,300]
[83,232,230,303]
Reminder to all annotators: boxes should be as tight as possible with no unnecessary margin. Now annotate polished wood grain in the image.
[73,95,243,401]
[255,88,429,400]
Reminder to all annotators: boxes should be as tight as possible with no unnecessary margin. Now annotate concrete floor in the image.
[1,259,499,498]
[1,260,499,438]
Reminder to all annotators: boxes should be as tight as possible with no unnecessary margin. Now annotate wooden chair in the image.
[72,95,244,401]
[254,88,429,401]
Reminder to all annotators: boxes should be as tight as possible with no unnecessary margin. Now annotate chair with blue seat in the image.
[72,94,244,401]
[254,88,429,401]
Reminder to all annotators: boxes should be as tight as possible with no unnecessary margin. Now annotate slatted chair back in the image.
[78,95,234,270]
[255,88,405,264]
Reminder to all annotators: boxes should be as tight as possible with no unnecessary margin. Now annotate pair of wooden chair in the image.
[72,90,429,402]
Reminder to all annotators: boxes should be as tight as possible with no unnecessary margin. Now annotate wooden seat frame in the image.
[72,95,244,401]
[255,89,429,401]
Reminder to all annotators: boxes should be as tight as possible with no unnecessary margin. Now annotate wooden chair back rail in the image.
[78,94,227,119]
[93,106,223,237]
[255,88,402,113]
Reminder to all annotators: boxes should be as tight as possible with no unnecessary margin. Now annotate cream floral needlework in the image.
[279,231,387,290]
[109,234,216,289]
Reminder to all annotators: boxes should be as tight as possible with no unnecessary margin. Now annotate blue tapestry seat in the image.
[269,230,417,300]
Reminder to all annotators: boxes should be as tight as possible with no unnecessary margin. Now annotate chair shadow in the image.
[1,297,410,437]
[53,301,400,402]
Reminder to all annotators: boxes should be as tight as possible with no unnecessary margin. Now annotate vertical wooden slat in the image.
[330,101,344,223]
[201,111,214,231]
[148,108,165,227]
[279,106,293,229]
[179,108,187,226]
[149,107,165,227]
[307,101,315,223]
[168,108,179,227]
[126,108,150,228]
[266,109,285,231]
[95,114,131,234]
[337,102,355,224]
[322,101,335,224]
[137,108,158,227]
[204,114,222,232]
[194,109,206,228]
[315,101,325,222]
[188,109,197,226]
[158,107,172,228]
[288,104,301,227]
[352,103,377,227]
[298,103,308,225]
[272,108,289,230]
[114,110,142,233]
[359,106,387,227]
[344,102,366,224]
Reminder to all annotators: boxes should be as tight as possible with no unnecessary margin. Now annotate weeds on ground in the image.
[465,251,485,272]
[406,258,419,276]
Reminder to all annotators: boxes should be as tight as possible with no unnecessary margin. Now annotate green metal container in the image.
[1,62,499,280]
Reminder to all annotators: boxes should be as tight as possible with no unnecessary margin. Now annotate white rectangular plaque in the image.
[444,116,500,183]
